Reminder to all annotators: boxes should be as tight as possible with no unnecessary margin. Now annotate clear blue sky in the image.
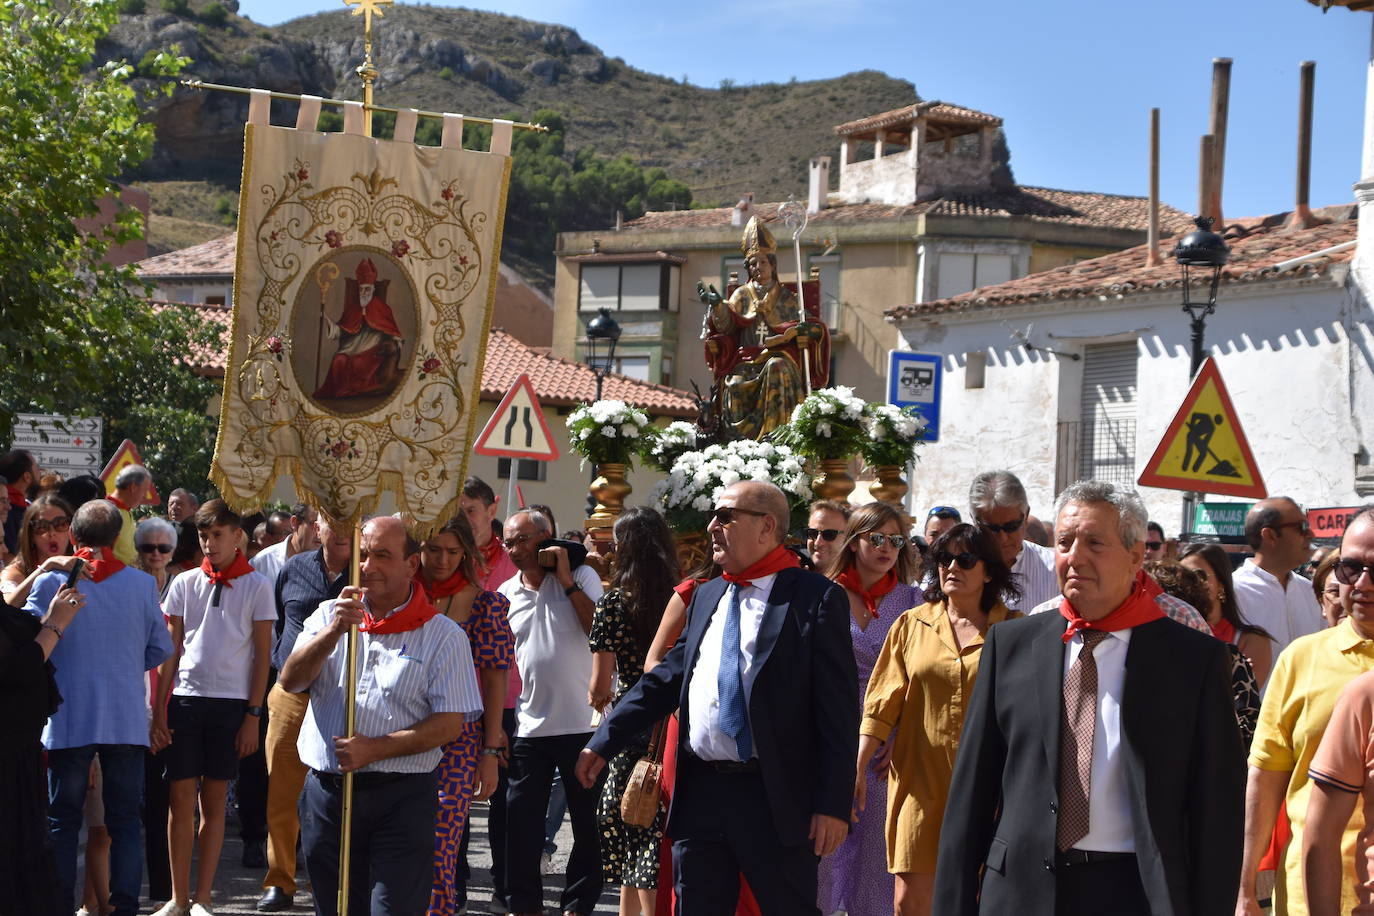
[235,0,1371,220]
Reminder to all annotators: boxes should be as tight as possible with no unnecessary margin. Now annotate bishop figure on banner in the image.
[314,258,405,400]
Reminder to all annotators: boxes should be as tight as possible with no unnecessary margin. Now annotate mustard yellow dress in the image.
[859,600,1018,874]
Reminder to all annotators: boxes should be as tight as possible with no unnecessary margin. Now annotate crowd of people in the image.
[2,442,1373,916]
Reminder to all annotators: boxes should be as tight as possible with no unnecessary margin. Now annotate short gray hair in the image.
[115,464,151,490]
[1053,480,1149,550]
[969,470,1029,515]
[72,499,122,548]
[135,516,178,547]
[508,509,552,536]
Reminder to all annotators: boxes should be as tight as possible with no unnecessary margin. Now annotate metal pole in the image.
[586,371,604,517]
[338,522,361,914]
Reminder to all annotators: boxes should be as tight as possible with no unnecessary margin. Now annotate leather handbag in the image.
[620,718,668,829]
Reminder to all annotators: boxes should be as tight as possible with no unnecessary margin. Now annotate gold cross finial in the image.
[343,0,392,37]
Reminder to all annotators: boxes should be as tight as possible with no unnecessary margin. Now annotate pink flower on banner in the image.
[266,336,284,359]
[324,229,342,248]
[458,255,469,266]
[441,187,454,201]
[329,440,349,459]
[297,168,309,181]
[391,239,410,258]
[421,357,441,374]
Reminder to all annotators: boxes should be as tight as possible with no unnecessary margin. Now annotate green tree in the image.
[0,0,219,495]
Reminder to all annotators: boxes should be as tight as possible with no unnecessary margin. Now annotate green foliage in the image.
[116,0,145,13]
[0,0,217,496]
[437,65,453,80]
[159,0,188,13]
[199,1,227,26]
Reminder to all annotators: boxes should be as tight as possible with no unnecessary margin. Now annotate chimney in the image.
[1147,108,1162,267]
[808,155,831,214]
[1198,134,1215,224]
[730,192,754,227]
[615,210,623,231]
[1286,61,1319,231]
[1207,58,1232,227]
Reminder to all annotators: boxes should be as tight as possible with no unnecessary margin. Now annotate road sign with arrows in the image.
[472,373,561,461]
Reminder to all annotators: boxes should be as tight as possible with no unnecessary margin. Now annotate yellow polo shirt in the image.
[1250,617,1374,915]
[111,502,137,566]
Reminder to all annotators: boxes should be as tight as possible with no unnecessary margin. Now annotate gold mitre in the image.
[740,215,777,259]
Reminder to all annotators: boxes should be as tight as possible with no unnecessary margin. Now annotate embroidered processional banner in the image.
[212,96,513,534]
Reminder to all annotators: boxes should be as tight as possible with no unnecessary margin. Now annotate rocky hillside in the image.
[109,2,917,207]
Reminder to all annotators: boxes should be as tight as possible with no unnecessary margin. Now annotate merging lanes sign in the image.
[473,373,561,462]
[1138,358,1266,499]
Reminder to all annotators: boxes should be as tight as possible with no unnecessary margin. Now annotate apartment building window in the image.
[1078,342,1138,486]
[578,263,680,311]
[936,252,1014,299]
[498,458,547,481]
[609,355,650,381]
[808,253,841,327]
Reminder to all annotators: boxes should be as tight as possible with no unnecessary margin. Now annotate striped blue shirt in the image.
[294,592,484,774]
[1008,541,1060,612]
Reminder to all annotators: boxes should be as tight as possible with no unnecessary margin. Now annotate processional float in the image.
[201,1,544,911]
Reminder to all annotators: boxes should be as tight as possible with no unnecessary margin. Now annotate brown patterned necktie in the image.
[1057,629,1109,852]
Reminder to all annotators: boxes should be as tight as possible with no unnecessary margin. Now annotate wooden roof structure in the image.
[834,101,1003,145]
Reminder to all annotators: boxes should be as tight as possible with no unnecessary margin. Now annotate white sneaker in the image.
[189,904,215,916]
[152,903,189,916]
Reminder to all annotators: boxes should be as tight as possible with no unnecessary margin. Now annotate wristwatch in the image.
[245,705,264,718]
[564,581,583,597]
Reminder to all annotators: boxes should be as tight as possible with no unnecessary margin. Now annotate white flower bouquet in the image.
[769,386,869,462]
[860,403,926,468]
[652,439,812,533]
[566,400,655,468]
[645,420,699,474]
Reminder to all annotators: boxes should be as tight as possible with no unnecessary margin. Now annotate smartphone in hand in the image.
[65,558,86,589]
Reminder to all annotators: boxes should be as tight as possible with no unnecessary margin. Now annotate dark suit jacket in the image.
[932,611,1244,916]
[586,566,858,846]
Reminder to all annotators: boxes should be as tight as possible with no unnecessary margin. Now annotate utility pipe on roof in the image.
[1268,239,1356,271]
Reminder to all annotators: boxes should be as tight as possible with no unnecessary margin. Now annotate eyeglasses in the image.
[927,505,961,521]
[1269,520,1312,537]
[31,517,71,535]
[138,543,174,555]
[804,527,841,542]
[1145,541,1163,551]
[934,551,980,570]
[708,506,768,526]
[977,516,1024,535]
[1334,558,1374,586]
[865,533,908,550]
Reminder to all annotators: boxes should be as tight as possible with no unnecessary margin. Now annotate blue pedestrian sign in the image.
[887,351,941,443]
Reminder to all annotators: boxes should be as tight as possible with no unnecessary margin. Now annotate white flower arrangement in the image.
[566,400,654,467]
[771,386,869,461]
[860,403,926,467]
[652,439,811,532]
[645,420,700,473]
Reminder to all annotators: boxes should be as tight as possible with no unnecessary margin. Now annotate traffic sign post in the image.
[472,374,560,517]
[888,351,942,443]
[14,413,103,477]
[1138,358,1265,500]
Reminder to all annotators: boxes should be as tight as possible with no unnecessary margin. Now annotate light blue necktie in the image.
[717,582,752,760]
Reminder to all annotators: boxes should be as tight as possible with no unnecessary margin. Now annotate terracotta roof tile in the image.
[150,300,233,376]
[136,234,237,277]
[834,101,1003,136]
[617,188,1193,235]
[884,205,1358,320]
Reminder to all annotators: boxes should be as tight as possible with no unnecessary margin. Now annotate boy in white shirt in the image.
[152,499,275,916]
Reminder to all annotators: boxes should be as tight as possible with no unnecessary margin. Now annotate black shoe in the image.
[256,886,292,911]
[242,839,267,869]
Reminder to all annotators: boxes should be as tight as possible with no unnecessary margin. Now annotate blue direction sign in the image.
[888,351,942,443]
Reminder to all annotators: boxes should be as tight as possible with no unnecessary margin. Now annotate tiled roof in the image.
[616,187,1194,235]
[884,205,1358,319]
[479,329,696,416]
[835,101,1003,136]
[173,308,697,417]
[564,250,687,265]
[136,233,237,277]
[151,300,233,376]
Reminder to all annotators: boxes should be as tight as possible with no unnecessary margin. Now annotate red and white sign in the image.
[472,373,560,462]
[1308,506,1366,541]
[100,439,161,505]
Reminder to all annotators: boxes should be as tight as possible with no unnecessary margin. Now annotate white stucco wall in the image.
[893,274,1365,536]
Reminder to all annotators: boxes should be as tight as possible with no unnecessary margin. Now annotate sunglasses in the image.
[1269,520,1312,537]
[138,543,174,555]
[864,533,908,550]
[805,527,841,542]
[935,551,980,570]
[977,516,1024,535]
[927,505,961,521]
[708,506,768,526]
[32,517,71,535]
[1334,558,1374,586]
[1145,541,1163,551]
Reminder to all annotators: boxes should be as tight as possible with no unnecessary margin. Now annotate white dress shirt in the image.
[687,573,777,761]
[249,539,289,588]
[1062,628,1135,852]
[1232,559,1324,657]
[1008,541,1059,613]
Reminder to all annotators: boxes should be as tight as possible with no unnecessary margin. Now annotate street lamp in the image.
[1172,216,1230,378]
[584,307,622,400]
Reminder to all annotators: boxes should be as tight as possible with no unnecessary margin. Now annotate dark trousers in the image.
[1054,854,1148,916]
[671,754,820,916]
[236,674,272,844]
[505,732,602,914]
[300,769,437,916]
[47,744,144,916]
[142,748,172,902]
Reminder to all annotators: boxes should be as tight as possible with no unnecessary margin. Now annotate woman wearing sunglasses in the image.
[816,502,921,916]
[1,494,78,603]
[853,522,1018,916]
[1179,542,1274,688]
[135,517,181,602]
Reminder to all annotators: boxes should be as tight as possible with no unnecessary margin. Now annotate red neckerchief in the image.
[107,494,132,512]
[74,546,126,583]
[201,550,254,586]
[1059,569,1165,643]
[1211,618,1237,643]
[6,485,29,510]
[721,544,800,589]
[360,585,439,635]
[419,568,471,600]
[836,566,898,617]
[673,577,708,605]
[480,536,504,576]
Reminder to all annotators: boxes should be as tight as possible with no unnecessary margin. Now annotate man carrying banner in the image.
[279,516,483,916]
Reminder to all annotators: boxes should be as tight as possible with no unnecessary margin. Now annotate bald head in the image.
[730,481,789,545]
[363,515,418,556]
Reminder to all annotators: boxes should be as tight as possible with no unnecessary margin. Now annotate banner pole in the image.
[338,522,362,914]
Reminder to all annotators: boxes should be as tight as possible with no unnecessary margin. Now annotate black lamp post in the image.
[584,307,622,516]
[1172,216,1230,379]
